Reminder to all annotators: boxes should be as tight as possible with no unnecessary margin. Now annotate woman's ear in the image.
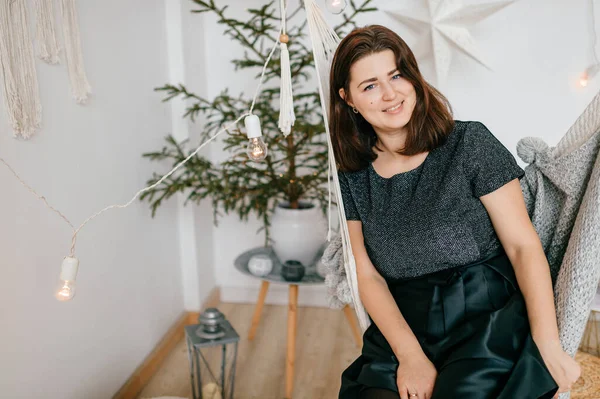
[338,88,354,108]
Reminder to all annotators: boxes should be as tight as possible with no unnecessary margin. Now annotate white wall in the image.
[181,0,219,312]
[167,0,217,313]
[0,1,596,397]
[201,0,600,306]
[0,0,214,398]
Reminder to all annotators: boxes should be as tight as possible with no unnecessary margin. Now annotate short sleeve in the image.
[462,122,525,198]
[338,172,360,220]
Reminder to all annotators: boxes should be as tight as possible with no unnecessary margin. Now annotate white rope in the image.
[303,0,369,331]
[35,0,60,64]
[60,0,91,104]
[0,0,42,139]
[278,0,295,136]
[1,20,283,259]
[281,0,287,34]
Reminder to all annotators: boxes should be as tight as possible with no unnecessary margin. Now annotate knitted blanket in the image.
[519,131,600,357]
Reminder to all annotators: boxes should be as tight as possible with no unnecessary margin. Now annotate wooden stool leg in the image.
[285,284,299,399]
[343,305,362,348]
[248,280,270,340]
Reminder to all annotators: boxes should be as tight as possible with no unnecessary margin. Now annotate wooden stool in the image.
[247,281,361,399]
[234,247,362,399]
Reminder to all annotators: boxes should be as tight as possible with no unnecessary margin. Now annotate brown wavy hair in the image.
[329,25,454,172]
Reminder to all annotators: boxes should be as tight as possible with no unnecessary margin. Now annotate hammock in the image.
[303,0,600,370]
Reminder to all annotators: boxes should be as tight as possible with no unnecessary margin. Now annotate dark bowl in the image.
[281,260,305,282]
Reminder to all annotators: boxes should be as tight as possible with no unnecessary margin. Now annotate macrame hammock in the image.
[301,0,600,366]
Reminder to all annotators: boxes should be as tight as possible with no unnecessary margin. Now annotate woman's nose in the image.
[381,82,397,101]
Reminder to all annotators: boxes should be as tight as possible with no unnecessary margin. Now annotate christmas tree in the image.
[141,0,376,244]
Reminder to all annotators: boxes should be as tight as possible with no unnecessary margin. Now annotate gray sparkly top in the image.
[338,120,525,281]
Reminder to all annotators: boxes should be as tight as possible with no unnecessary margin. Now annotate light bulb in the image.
[56,280,75,301]
[580,64,600,87]
[55,256,79,302]
[244,114,268,162]
[247,137,268,161]
[326,0,347,14]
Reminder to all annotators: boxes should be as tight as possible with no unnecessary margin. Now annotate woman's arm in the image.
[480,179,580,396]
[347,220,437,399]
[479,179,558,342]
[347,220,422,358]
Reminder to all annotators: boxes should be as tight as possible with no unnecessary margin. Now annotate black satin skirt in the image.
[339,250,559,399]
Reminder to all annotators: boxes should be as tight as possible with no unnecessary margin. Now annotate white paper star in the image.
[383,0,515,84]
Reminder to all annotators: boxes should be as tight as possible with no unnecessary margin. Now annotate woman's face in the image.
[339,49,416,135]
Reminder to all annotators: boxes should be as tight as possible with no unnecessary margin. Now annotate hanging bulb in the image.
[580,71,589,87]
[55,256,79,301]
[580,64,600,87]
[247,137,268,161]
[244,114,268,162]
[326,0,347,14]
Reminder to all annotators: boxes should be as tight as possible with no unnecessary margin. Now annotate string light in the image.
[581,64,600,87]
[0,15,285,301]
[325,0,347,14]
[580,0,600,87]
[244,114,268,161]
[55,257,79,301]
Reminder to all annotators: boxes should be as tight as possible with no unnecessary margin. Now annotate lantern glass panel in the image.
[185,317,240,399]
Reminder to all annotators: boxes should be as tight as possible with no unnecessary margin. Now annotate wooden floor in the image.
[136,302,600,399]
[136,303,361,399]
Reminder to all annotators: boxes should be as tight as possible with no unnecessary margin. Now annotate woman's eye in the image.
[392,73,402,80]
[364,84,375,91]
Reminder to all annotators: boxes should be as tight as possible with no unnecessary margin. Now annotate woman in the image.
[330,25,581,399]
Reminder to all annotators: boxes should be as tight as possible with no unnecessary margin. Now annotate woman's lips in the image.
[383,100,404,113]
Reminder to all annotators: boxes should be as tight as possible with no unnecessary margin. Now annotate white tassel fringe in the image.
[0,0,43,139]
[35,0,60,64]
[60,0,91,104]
[278,42,295,136]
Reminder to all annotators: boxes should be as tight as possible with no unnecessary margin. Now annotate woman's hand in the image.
[535,339,581,398]
[396,350,437,399]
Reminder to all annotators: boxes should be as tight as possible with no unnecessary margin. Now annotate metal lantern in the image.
[185,308,240,399]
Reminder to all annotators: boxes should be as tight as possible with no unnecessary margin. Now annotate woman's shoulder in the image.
[338,166,369,181]
[338,164,371,194]
[447,120,497,147]
[451,120,489,137]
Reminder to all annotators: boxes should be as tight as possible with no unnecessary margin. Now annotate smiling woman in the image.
[328,25,580,399]
[328,26,453,174]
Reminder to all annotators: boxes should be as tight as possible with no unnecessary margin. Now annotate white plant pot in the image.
[270,201,327,266]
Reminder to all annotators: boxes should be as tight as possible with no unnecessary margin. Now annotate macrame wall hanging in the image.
[60,0,92,104]
[0,0,91,139]
[35,0,60,64]
[0,0,42,139]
